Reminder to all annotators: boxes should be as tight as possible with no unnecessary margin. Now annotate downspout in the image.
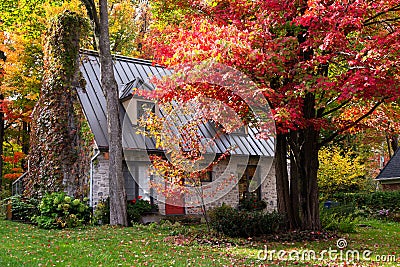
[90,148,100,207]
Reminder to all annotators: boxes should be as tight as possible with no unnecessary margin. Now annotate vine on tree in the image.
[25,11,92,199]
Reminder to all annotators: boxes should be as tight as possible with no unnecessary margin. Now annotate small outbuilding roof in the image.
[77,50,274,157]
[376,149,400,181]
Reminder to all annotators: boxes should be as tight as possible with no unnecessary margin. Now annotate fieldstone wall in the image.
[185,156,277,214]
[91,153,110,206]
[260,159,277,211]
[90,153,278,214]
[91,151,151,207]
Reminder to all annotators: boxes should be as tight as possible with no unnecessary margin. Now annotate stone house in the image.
[77,50,277,215]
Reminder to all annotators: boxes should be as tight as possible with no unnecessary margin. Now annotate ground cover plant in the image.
[0,219,398,266]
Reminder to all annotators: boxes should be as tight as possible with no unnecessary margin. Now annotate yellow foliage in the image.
[0,31,41,98]
[43,0,86,19]
[108,0,147,56]
[318,146,371,196]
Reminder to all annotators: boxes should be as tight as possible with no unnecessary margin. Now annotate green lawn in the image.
[0,219,399,267]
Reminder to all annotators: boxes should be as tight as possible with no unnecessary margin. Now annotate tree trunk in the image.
[275,132,302,230]
[80,0,100,49]
[295,129,320,230]
[386,135,392,157]
[289,133,301,228]
[98,0,128,226]
[291,93,321,230]
[390,134,398,155]
[276,93,321,231]
[275,133,297,229]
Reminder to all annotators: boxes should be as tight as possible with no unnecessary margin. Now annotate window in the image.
[199,170,212,182]
[194,164,212,182]
[122,98,158,125]
[231,125,249,135]
[124,161,152,201]
[136,100,155,122]
[238,165,260,201]
[137,164,151,201]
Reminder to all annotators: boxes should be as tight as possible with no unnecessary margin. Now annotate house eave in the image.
[376,177,400,182]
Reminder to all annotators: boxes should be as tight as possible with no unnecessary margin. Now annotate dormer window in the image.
[122,98,158,125]
[231,125,249,135]
[209,120,249,136]
[120,77,159,125]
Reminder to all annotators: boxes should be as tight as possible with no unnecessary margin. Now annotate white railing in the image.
[11,172,27,196]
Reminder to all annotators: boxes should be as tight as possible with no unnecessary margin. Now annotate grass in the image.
[0,219,399,267]
[229,219,400,266]
[0,220,244,267]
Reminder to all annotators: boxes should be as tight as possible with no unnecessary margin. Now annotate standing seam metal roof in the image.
[77,50,274,156]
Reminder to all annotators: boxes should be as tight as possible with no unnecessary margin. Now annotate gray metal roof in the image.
[77,50,274,156]
[376,149,400,180]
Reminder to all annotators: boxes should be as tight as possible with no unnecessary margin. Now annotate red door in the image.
[165,192,185,215]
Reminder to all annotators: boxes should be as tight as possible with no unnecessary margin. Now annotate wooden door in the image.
[165,191,185,215]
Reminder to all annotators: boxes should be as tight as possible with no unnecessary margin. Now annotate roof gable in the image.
[376,149,400,180]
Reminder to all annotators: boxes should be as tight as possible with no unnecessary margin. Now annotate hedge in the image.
[331,191,400,213]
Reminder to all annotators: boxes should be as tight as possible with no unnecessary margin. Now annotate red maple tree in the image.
[144,0,400,230]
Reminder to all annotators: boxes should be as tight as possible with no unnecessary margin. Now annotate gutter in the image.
[89,148,101,207]
[375,177,400,181]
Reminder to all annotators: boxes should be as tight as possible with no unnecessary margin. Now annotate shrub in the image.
[332,191,400,211]
[388,212,400,222]
[6,195,39,222]
[331,191,400,221]
[127,197,158,225]
[208,204,282,237]
[33,192,90,229]
[94,197,159,225]
[93,198,110,225]
[318,146,373,196]
[238,196,267,211]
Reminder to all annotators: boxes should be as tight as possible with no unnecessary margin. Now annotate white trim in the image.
[376,177,400,181]
[380,181,400,185]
